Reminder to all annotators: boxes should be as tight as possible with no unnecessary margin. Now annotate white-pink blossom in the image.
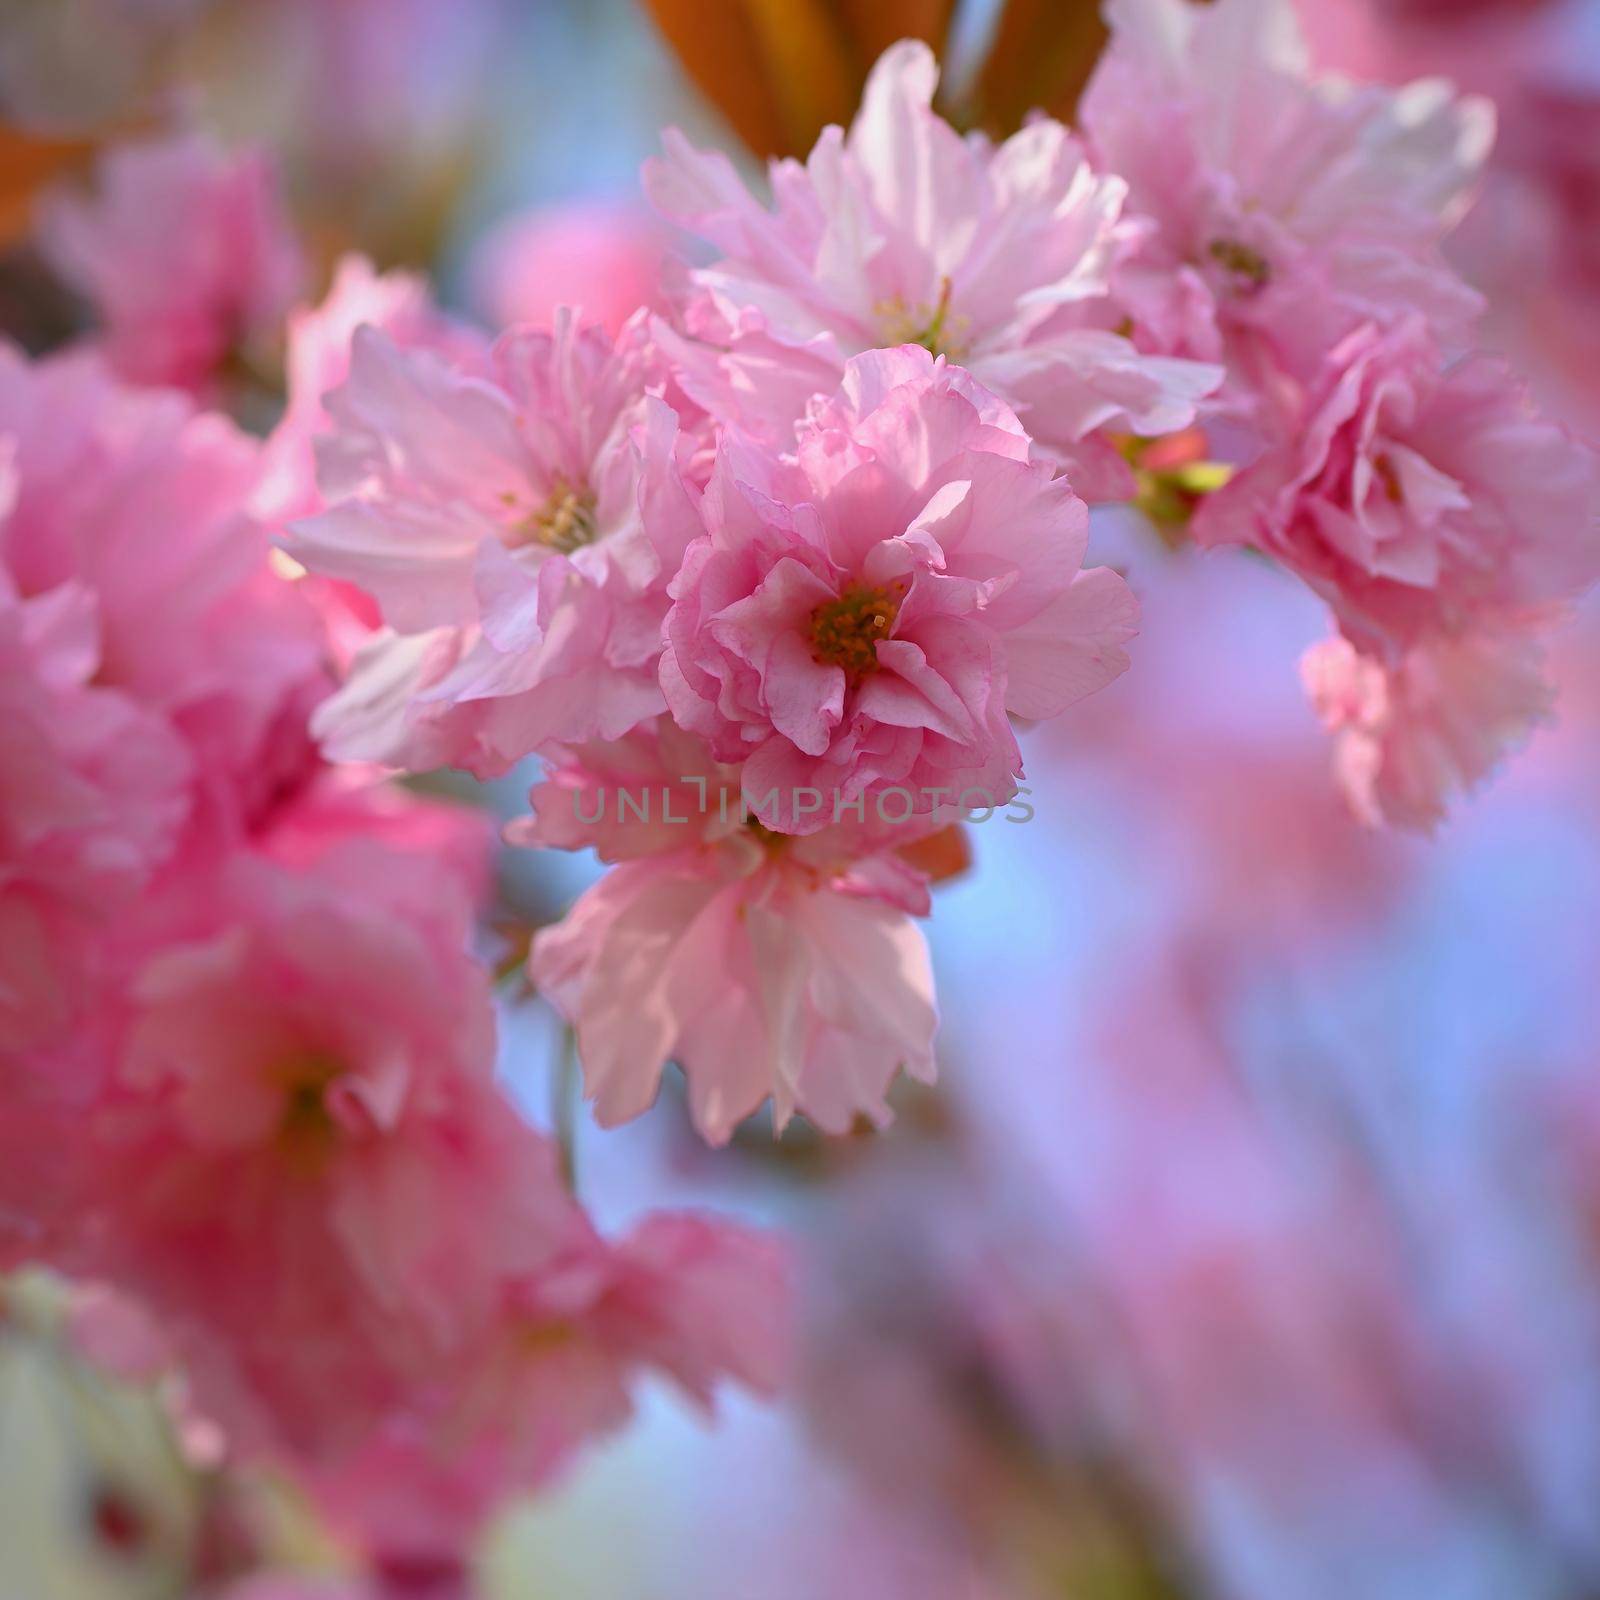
[1081,0,1495,373]
[286,311,699,776]
[517,717,941,1144]
[646,39,1218,498]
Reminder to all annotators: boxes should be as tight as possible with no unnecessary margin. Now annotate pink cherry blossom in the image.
[1187,309,1597,828]
[66,834,536,1461]
[317,1208,790,1564]
[257,253,487,530]
[1195,317,1600,656]
[468,198,670,339]
[0,343,336,1256]
[0,577,188,1054]
[0,343,330,813]
[1081,0,1495,372]
[644,39,1218,498]
[516,717,940,1144]
[53,791,790,1547]
[39,133,305,394]
[1302,627,1555,832]
[256,253,488,665]
[660,347,1138,833]
[0,572,189,1258]
[0,342,329,1028]
[286,311,700,776]
[460,1208,790,1474]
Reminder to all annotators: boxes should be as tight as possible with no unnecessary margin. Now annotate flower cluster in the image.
[1078,0,1600,828]
[0,307,784,1580]
[4,0,1599,1584]
[282,41,1188,1145]
[277,8,1596,1158]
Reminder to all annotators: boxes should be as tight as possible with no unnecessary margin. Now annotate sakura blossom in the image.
[1080,0,1496,372]
[38,133,305,395]
[4,7,1600,1595]
[1301,626,1557,831]
[0,345,329,852]
[256,253,486,531]
[517,717,939,1144]
[661,346,1138,832]
[65,825,786,1549]
[1193,304,1598,828]
[1195,318,1600,656]
[313,1207,789,1568]
[468,198,671,340]
[645,38,1220,498]
[0,579,188,1058]
[286,311,700,776]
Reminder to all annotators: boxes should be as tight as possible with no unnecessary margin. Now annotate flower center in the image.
[275,1051,343,1157]
[809,583,901,685]
[518,1317,578,1356]
[1207,238,1271,288]
[516,480,597,553]
[1373,453,1405,504]
[744,815,788,850]
[876,278,968,359]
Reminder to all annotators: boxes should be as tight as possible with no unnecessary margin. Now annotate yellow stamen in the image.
[809,583,902,685]
[514,480,598,553]
[1207,238,1271,288]
[876,278,969,359]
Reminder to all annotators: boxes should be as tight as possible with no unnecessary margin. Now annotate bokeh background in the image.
[3,1,1600,1595]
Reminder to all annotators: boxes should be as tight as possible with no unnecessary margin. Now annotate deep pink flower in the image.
[0,340,334,1084]
[307,1205,787,1569]
[516,717,940,1144]
[286,311,700,776]
[0,578,188,1056]
[0,346,330,850]
[0,343,334,1253]
[1196,318,1600,656]
[1302,627,1555,831]
[1081,0,1495,372]
[660,347,1138,833]
[55,799,789,1543]
[39,133,305,394]
[69,835,539,1460]
[645,39,1218,498]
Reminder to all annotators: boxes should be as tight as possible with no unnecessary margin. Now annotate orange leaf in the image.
[741,0,862,152]
[969,0,1107,136]
[832,0,960,66]
[640,0,860,159]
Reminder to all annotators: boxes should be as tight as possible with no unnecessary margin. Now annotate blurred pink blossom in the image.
[1196,318,1600,655]
[39,133,305,395]
[469,199,670,339]
[0,344,330,1255]
[1302,625,1557,830]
